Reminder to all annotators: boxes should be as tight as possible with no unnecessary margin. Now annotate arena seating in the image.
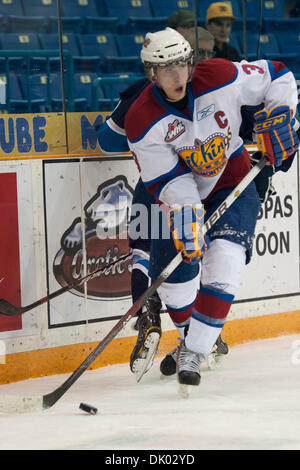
[0,0,298,112]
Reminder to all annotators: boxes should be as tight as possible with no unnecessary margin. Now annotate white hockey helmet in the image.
[140,27,193,68]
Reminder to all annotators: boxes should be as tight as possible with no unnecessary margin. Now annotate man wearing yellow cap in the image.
[206,2,241,61]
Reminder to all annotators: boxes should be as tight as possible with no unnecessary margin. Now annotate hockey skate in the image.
[177,340,204,399]
[208,334,229,369]
[130,295,162,382]
[160,334,228,376]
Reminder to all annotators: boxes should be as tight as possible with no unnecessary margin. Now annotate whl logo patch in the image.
[165,119,185,142]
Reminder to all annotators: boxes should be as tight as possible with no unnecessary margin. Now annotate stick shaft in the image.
[0,157,267,413]
[43,157,267,409]
[0,252,132,316]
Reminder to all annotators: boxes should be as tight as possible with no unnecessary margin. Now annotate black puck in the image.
[79,402,98,415]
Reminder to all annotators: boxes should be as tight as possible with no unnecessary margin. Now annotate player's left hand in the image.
[254,105,299,167]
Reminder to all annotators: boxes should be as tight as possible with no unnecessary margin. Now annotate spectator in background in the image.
[167,9,196,35]
[205,2,241,61]
[183,26,215,62]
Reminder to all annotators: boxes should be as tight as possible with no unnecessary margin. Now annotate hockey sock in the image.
[166,302,194,338]
[185,284,234,354]
[131,249,151,315]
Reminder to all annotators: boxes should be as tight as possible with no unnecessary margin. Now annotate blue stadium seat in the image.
[77,33,118,65]
[239,0,284,20]
[261,0,284,18]
[105,34,145,74]
[0,0,23,17]
[151,0,194,18]
[237,0,284,21]
[74,56,103,73]
[22,0,57,16]
[73,72,99,110]
[94,0,108,16]
[47,16,83,33]
[18,72,87,112]
[277,32,300,73]
[0,33,45,72]
[239,0,260,20]
[18,73,57,109]
[84,17,119,34]
[103,0,152,27]
[0,72,29,113]
[0,32,41,50]
[228,32,242,56]
[277,33,300,55]
[264,18,300,35]
[116,34,145,56]
[0,14,6,32]
[39,32,84,72]
[62,0,99,17]
[241,33,280,59]
[233,18,258,35]
[128,16,168,34]
[101,73,137,102]
[77,33,120,72]
[97,98,115,111]
[10,73,46,112]
[39,33,80,56]
[7,16,48,33]
[105,56,143,74]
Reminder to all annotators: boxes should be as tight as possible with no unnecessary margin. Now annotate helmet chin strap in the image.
[187,62,195,82]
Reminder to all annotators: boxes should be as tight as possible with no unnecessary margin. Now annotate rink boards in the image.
[0,111,299,384]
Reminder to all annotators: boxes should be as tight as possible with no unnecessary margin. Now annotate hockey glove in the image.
[169,204,208,264]
[254,105,299,167]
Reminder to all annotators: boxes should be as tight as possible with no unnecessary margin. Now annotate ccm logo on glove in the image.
[254,104,299,167]
[254,112,288,132]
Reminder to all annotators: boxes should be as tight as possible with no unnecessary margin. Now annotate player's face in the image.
[197,39,215,61]
[155,63,189,102]
[206,18,233,45]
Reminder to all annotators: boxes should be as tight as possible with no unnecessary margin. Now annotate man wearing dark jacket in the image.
[205,2,241,61]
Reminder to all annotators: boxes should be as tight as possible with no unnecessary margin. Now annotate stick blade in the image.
[0,299,22,316]
[0,395,43,413]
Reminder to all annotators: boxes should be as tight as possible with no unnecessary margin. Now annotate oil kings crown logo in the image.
[165,119,185,142]
[53,175,133,300]
[178,126,232,177]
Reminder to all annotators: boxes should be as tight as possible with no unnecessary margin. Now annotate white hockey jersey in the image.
[124,58,298,208]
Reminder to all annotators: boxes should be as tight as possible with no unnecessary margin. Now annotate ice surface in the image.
[0,334,300,450]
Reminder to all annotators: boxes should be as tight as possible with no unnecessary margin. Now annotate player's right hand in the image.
[169,204,208,263]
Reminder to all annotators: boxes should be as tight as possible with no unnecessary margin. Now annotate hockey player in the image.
[124,28,299,392]
[97,28,229,381]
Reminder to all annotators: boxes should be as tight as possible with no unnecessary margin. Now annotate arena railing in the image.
[91,75,142,111]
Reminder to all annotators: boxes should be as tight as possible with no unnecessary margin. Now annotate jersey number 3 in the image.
[242,64,264,75]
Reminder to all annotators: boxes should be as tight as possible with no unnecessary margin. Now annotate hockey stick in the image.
[0,156,267,413]
[0,252,132,317]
